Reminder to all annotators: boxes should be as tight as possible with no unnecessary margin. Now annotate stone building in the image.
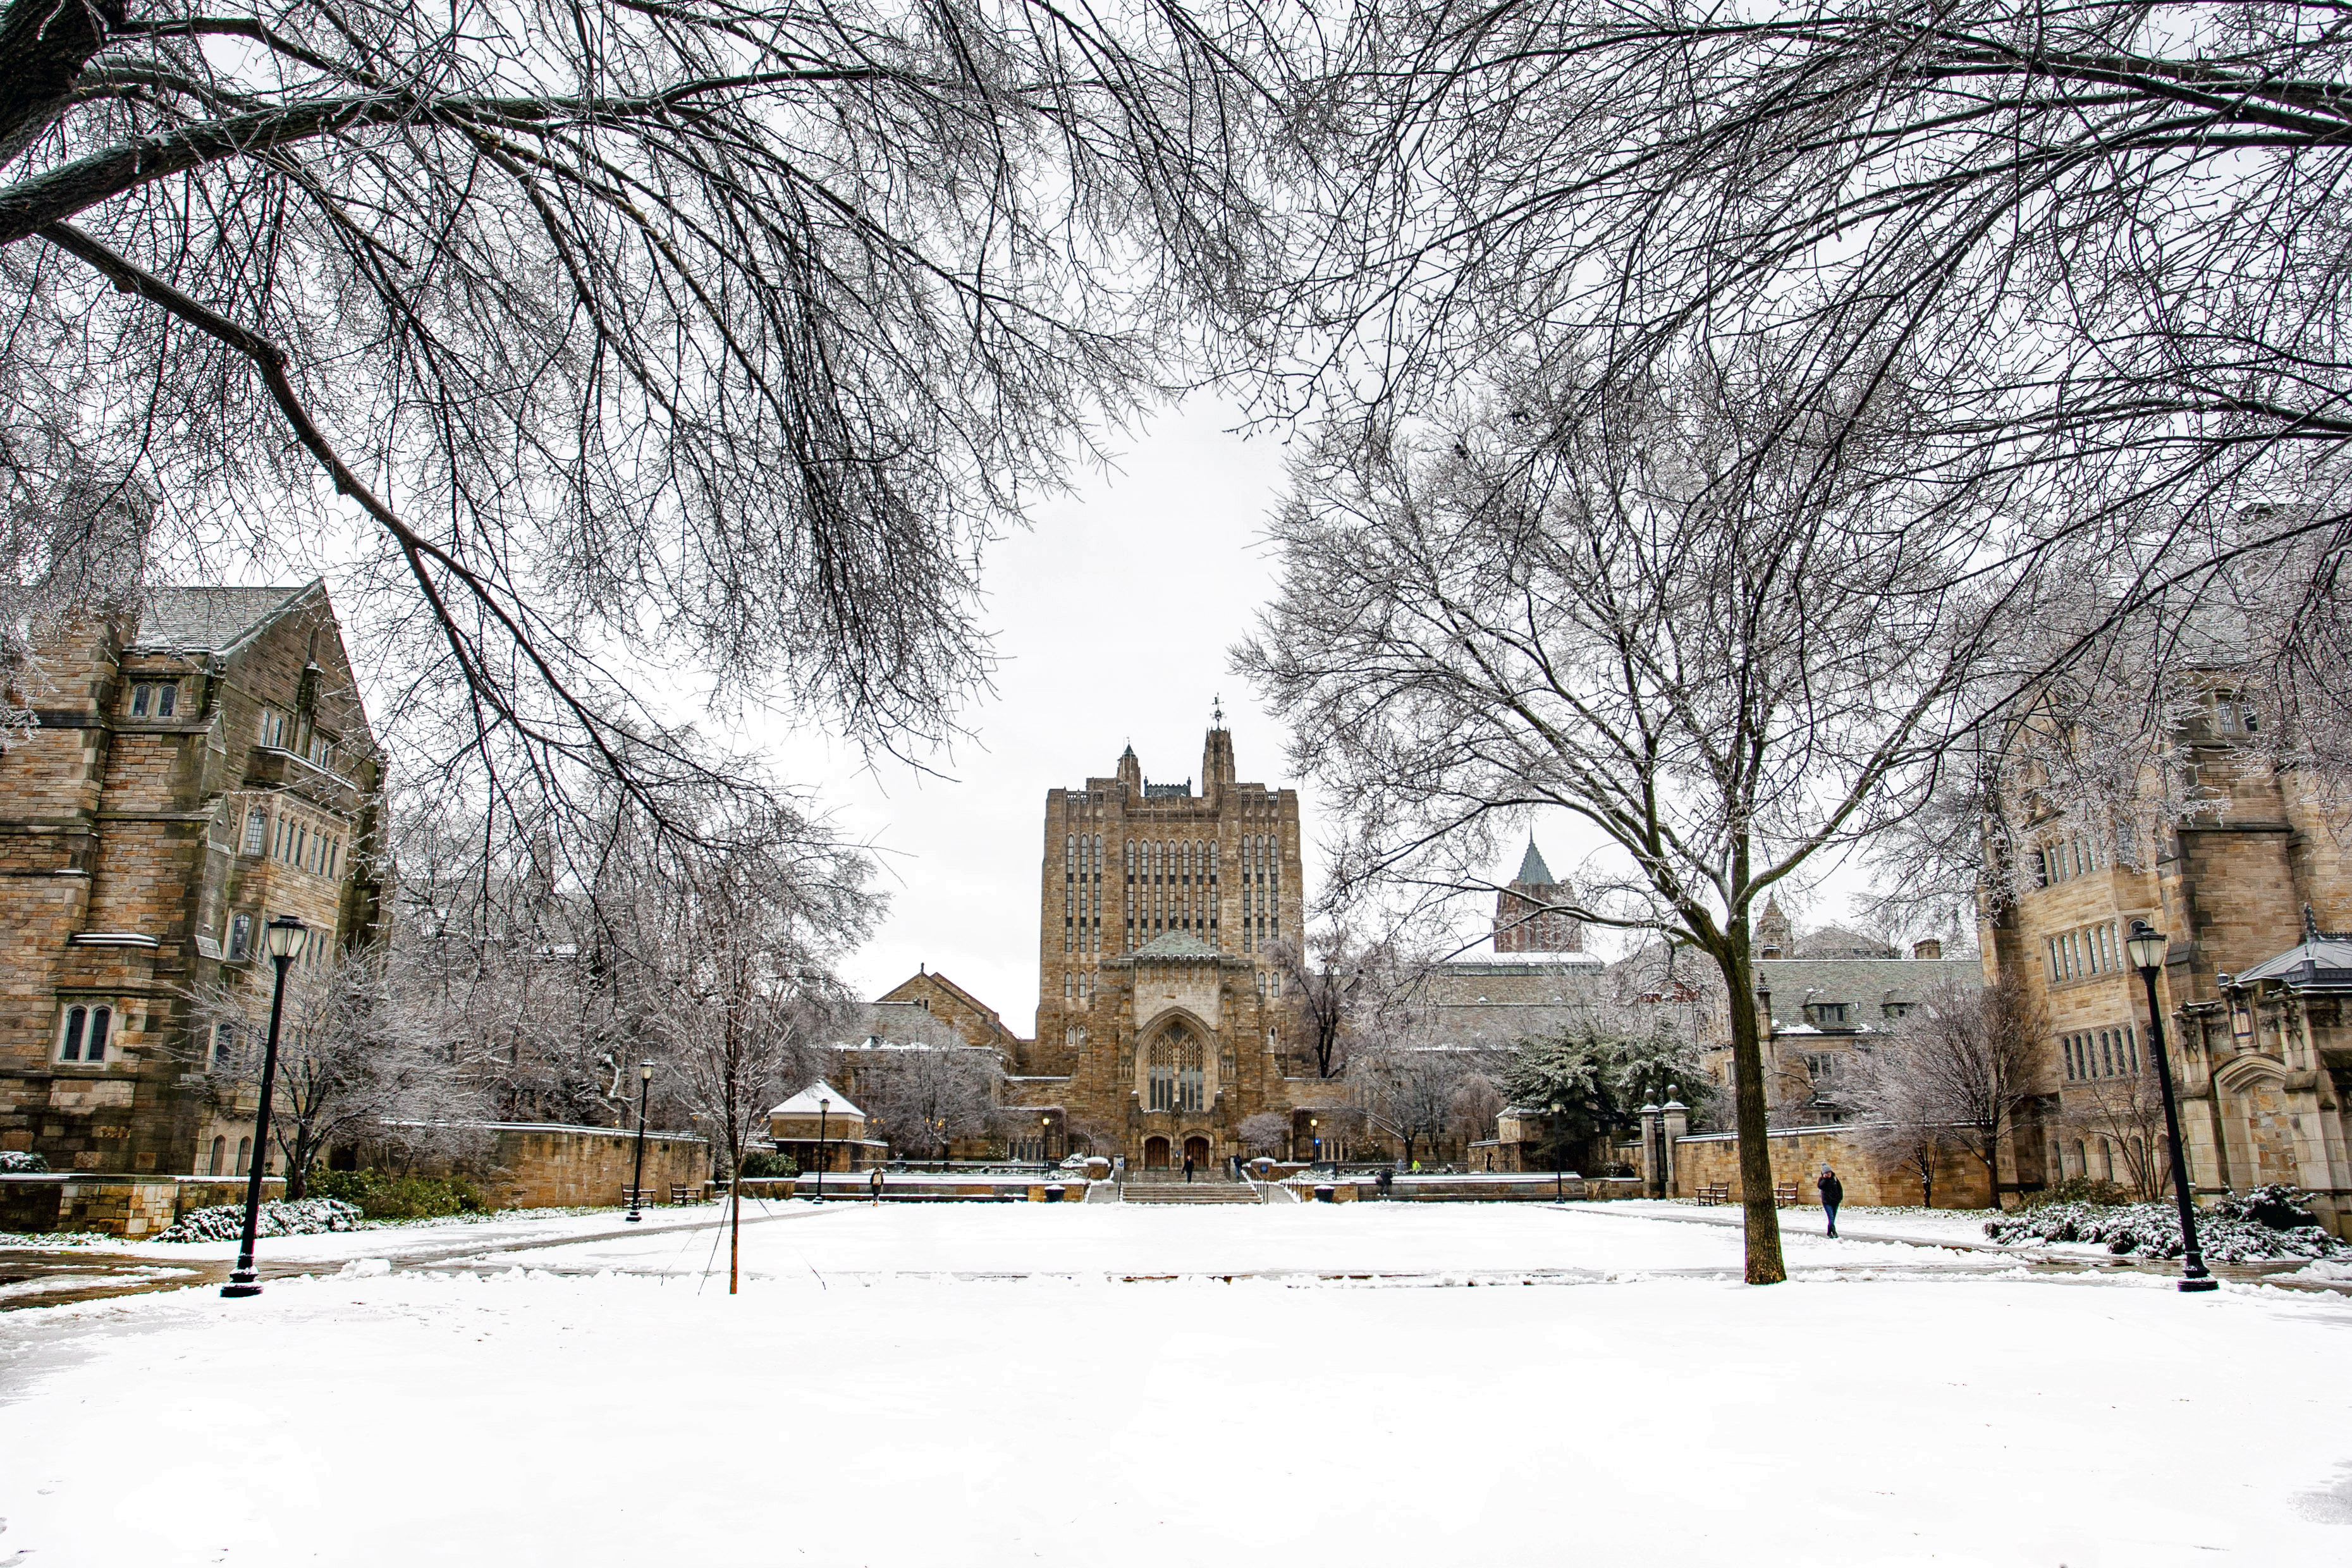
[1983,689,2352,1231]
[1740,902,1984,1124]
[1491,840,1583,953]
[1,583,383,1179]
[863,724,1309,1168]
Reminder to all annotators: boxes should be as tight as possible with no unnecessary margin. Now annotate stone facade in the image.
[869,727,1317,1168]
[1981,695,2352,1232]
[0,584,384,1182]
[1491,840,1583,953]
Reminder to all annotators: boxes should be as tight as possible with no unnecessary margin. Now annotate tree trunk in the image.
[0,0,120,169]
[1718,933,1787,1285]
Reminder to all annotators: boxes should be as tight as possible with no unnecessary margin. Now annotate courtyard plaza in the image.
[2,1199,2347,1566]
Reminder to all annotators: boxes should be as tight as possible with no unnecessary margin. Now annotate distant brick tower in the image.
[1493,840,1583,953]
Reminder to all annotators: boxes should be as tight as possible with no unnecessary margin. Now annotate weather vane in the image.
[1213,693,1224,726]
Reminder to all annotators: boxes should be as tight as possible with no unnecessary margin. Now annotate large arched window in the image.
[1179,1039,1205,1113]
[1148,1038,1174,1112]
[209,1136,227,1175]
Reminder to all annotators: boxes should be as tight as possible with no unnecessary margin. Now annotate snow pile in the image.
[1986,1184,2350,1262]
[155,1197,362,1242]
[0,1149,51,1173]
[2282,1258,2352,1283]
[338,1257,392,1278]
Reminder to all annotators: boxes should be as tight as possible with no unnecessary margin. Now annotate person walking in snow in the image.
[869,1165,885,1206]
[1183,1153,1196,1184]
[1817,1164,1844,1238]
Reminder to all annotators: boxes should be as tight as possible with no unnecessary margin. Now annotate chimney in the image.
[1911,938,1942,960]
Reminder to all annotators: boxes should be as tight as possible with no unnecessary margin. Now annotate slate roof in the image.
[129,583,317,653]
[1515,838,1556,886]
[1755,955,1982,1029]
[1130,931,1222,959]
[2231,938,2352,992]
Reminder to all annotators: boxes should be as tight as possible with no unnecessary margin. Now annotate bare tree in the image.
[2070,1070,2171,1204]
[1841,1046,1961,1210]
[859,1042,1000,1161]
[1449,1071,1502,1146]
[1268,923,1412,1079]
[2,0,1299,842]
[186,939,491,1199]
[1241,344,2047,1281]
[1848,979,2042,1212]
[1357,1043,1463,1168]
[1275,1,2352,768]
[1238,1109,1290,1158]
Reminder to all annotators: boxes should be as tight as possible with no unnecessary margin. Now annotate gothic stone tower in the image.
[1028,725,1304,1166]
[1493,839,1584,953]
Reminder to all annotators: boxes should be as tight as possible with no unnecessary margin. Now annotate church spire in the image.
[1514,837,1555,886]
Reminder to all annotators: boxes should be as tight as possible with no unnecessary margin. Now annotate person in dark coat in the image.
[1183,1153,1195,1183]
[1817,1164,1844,1237]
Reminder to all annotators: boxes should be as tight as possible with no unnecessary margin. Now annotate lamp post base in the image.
[2177,1277,2220,1293]
[220,1270,262,1299]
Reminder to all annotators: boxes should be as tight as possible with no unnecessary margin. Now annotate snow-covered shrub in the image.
[2025,1175,2134,1208]
[155,1197,362,1242]
[0,1150,51,1173]
[1986,1191,2350,1262]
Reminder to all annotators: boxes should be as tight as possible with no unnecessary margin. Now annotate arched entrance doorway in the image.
[1183,1134,1211,1169]
[1142,1136,1171,1168]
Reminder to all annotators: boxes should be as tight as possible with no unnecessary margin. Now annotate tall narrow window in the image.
[228,912,254,960]
[212,1022,236,1069]
[1148,1039,1174,1112]
[84,1005,111,1062]
[131,683,152,716]
[243,810,267,855]
[235,1137,253,1176]
[58,1005,87,1062]
[1179,1039,1205,1112]
[209,1136,227,1175]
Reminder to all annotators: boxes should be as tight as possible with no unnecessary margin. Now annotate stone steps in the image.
[1121,1180,1263,1204]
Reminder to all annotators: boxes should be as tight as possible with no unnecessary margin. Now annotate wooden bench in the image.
[1774,1183,1799,1208]
[620,1185,652,1207]
[1694,1182,1732,1206]
[670,1184,698,1204]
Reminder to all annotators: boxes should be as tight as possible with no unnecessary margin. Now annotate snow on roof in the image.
[768,1079,863,1118]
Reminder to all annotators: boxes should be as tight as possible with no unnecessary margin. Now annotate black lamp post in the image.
[221,914,307,1299]
[816,1096,830,1201]
[1309,1117,1321,1175]
[1041,1114,1053,1170]
[626,1060,652,1222]
[2126,921,2219,1293]
[1550,1100,1565,1201]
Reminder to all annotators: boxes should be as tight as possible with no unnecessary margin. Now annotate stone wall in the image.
[1667,1126,1992,1208]
[472,1124,709,1208]
[1,1173,285,1236]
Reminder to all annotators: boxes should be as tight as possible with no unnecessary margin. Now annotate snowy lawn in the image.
[3,1203,2348,1567]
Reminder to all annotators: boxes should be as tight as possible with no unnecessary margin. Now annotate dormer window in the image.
[129,682,176,717]
[1808,1002,1850,1026]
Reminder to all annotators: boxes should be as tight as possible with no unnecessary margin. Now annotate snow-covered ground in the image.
[4,1203,2348,1565]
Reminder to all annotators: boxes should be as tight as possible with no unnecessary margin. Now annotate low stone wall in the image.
[2,1173,286,1237]
[475,1124,709,1208]
[1669,1126,1991,1208]
[1288,1175,1645,1203]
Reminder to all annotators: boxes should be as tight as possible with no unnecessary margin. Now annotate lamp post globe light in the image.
[221,914,307,1299]
[1041,1114,1052,1169]
[626,1060,652,1222]
[2126,921,2220,1293]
